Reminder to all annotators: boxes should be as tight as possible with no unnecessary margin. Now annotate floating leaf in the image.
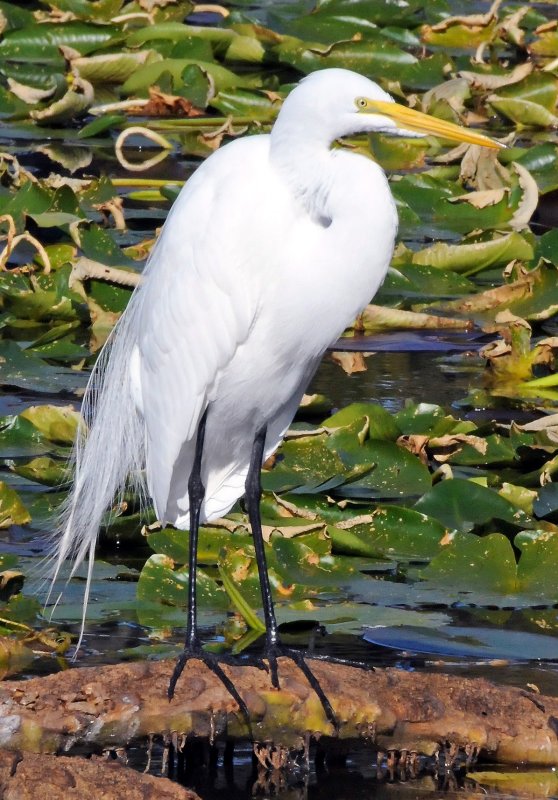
[329,506,446,560]
[408,232,534,274]
[0,22,125,65]
[11,456,68,486]
[419,532,518,594]
[136,553,228,610]
[414,479,529,532]
[0,481,30,528]
[323,402,401,440]
[19,405,81,444]
[30,77,94,124]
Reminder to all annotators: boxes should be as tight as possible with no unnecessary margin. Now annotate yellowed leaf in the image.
[7,78,56,104]
[273,494,319,520]
[330,351,368,374]
[450,187,507,208]
[397,434,430,463]
[429,0,502,31]
[459,144,510,190]
[357,304,470,332]
[260,523,326,543]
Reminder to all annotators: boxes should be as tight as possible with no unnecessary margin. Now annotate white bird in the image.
[50,68,499,723]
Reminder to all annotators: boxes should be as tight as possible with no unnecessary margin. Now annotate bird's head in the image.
[275,68,501,150]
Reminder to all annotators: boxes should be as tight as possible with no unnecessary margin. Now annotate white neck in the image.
[269,124,337,225]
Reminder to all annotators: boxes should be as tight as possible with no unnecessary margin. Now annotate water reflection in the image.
[311,348,477,415]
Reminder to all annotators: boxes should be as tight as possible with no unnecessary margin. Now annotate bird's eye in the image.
[356,97,368,110]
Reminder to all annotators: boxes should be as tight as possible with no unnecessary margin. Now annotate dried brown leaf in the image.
[330,351,368,374]
[430,0,502,31]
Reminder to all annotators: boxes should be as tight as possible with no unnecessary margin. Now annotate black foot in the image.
[168,646,266,727]
[265,645,341,732]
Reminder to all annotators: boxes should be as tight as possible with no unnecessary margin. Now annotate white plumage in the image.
[48,69,499,643]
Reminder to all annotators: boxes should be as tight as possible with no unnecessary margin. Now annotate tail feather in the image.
[45,292,146,647]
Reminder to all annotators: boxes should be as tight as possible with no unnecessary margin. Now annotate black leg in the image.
[245,425,339,730]
[168,409,259,726]
[245,425,279,653]
[168,407,208,698]
[184,406,208,652]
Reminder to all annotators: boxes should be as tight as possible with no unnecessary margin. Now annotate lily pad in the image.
[363,624,558,660]
[0,481,30,528]
[414,479,530,532]
[137,553,228,610]
[329,506,446,560]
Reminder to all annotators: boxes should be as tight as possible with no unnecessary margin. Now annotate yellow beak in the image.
[363,98,502,149]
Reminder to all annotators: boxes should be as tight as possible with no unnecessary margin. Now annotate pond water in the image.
[4,321,558,797]
[2,134,558,794]
[2,3,558,796]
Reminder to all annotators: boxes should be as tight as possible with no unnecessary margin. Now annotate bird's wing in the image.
[132,143,269,520]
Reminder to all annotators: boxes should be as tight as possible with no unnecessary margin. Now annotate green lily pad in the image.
[0,22,125,66]
[414,479,530,532]
[329,506,446,560]
[145,524,252,566]
[419,532,518,594]
[11,456,68,486]
[20,405,81,444]
[137,553,228,610]
[0,415,52,458]
[323,402,401,440]
[262,434,349,493]
[339,440,431,499]
[0,481,30,528]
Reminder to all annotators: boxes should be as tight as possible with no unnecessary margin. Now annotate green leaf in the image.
[19,405,81,444]
[137,553,228,609]
[179,63,212,108]
[11,456,68,486]
[71,51,157,84]
[219,564,265,632]
[409,232,534,274]
[0,482,30,528]
[488,95,558,127]
[126,22,234,49]
[340,440,432,499]
[0,22,125,65]
[30,78,94,125]
[414,479,529,532]
[211,87,280,120]
[329,506,446,560]
[0,341,88,394]
[0,1,34,29]
[323,402,401,440]
[262,434,348,493]
[146,524,252,565]
[419,532,518,594]
[0,415,51,458]
[78,113,126,138]
[44,0,124,21]
[515,530,558,597]
[377,262,476,303]
[394,403,465,436]
[80,226,139,267]
[121,58,256,96]
[273,0,432,41]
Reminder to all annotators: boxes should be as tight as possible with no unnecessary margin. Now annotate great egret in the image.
[50,68,500,724]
